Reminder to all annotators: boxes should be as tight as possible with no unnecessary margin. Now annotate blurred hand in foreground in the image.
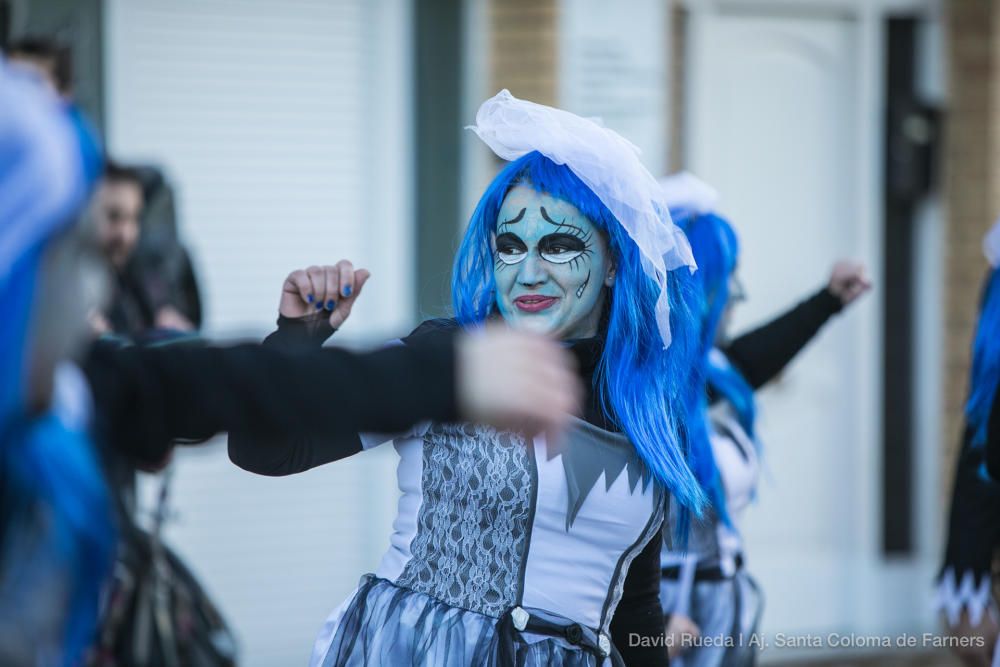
[456,326,582,437]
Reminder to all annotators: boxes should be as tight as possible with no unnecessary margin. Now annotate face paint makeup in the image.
[493,185,612,340]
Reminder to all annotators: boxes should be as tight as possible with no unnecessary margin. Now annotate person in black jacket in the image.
[937,218,1000,667]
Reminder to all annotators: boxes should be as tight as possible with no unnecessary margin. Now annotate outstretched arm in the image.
[86,330,458,472]
[226,261,371,474]
[723,261,870,389]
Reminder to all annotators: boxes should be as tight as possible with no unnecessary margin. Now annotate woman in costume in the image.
[228,90,706,666]
[0,63,577,666]
[656,173,871,666]
[937,218,1000,667]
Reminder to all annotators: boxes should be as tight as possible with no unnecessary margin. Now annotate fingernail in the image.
[315,302,323,310]
[326,299,336,310]
[307,294,315,304]
[342,285,352,297]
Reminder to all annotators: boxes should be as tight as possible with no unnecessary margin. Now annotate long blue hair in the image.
[672,210,757,522]
[968,267,1000,448]
[0,249,114,663]
[1,60,114,664]
[452,151,706,515]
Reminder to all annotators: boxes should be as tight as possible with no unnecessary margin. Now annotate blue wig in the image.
[0,250,114,662]
[0,60,114,664]
[672,210,757,523]
[968,267,1000,448]
[452,151,706,515]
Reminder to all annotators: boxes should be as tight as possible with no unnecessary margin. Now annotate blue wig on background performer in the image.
[0,58,113,665]
[663,175,755,529]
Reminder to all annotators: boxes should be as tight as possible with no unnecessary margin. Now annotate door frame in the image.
[677,0,946,648]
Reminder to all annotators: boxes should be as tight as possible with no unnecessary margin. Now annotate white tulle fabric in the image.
[468,90,696,348]
[984,217,1000,268]
[658,171,721,216]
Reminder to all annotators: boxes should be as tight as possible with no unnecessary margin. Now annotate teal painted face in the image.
[493,186,614,340]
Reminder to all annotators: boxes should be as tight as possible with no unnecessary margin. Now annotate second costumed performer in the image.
[657,173,870,667]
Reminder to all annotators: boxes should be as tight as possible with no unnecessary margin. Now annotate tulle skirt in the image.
[312,575,621,667]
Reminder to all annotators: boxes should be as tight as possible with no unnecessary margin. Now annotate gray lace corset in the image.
[395,423,534,617]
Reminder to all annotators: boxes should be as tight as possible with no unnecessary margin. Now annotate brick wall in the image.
[489,0,558,106]
[943,0,999,478]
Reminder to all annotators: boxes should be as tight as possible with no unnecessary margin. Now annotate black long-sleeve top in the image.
[720,287,844,390]
[943,269,1000,582]
[82,329,458,470]
[226,315,670,667]
[987,389,1000,481]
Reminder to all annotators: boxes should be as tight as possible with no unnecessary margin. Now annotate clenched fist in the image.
[826,260,872,307]
[280,260,371,329]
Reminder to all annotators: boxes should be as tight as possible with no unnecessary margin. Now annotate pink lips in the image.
[514,295,559,313]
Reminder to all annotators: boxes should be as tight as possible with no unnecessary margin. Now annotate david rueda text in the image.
[629,633,765,650]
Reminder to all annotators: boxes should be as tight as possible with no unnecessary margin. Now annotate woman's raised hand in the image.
[280,260,371,329]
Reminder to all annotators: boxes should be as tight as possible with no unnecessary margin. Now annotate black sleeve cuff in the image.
[264,313,336,348]
[815,287,845,315]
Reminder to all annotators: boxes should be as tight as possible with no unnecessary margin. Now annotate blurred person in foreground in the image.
[657,172,871,666]
[0,60,582,667]
[937,217,1000,667]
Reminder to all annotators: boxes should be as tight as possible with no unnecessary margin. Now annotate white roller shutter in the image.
[105,2,411,665]
[105,0,413,338]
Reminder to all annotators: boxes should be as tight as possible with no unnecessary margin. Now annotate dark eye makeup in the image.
[495,232,528,265]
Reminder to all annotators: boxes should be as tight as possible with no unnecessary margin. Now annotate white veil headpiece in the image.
[984,217,1000,268]
[468,90,696,348]
[658,171,721,216]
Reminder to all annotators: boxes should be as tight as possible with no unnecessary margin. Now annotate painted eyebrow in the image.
[495,231,527,244]
[498,207,527,232]
[540,206,587,236]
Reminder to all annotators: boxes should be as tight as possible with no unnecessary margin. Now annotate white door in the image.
[685,6,937,646]
[104,2,411,665]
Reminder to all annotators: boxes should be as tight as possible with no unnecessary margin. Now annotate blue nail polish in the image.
[315,302,323,310]
[343,285,352,297]
[307,294,315,304]
[326,299,336,310]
